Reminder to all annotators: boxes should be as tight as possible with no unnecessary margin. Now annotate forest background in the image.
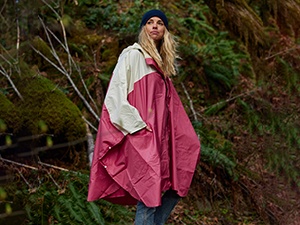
[0,0,300,224]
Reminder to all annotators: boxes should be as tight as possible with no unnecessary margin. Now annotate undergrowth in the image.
[2,170,135,225]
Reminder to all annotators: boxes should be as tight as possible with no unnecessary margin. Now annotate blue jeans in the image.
[134,190,180,225]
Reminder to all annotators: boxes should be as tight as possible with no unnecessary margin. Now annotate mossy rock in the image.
[15,76,86,142]
[0,92,22,132]
[31,36,56,62]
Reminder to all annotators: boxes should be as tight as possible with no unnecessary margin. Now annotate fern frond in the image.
[205,101,227,115]
[201,145,237,178]
[87,202,105,225]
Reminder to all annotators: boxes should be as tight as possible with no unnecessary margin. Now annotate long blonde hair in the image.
[138,26,178,77]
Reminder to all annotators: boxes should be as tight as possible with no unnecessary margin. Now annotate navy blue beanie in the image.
[140,9,169,30]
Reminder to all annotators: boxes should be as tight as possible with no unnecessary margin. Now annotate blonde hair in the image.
[138,26,178,77]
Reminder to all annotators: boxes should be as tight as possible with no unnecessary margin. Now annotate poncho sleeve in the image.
[104,49,147,135]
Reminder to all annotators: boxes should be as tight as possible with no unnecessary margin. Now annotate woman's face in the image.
[145,16,166,44]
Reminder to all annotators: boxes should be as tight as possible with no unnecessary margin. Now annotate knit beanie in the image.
[140,9,169,30]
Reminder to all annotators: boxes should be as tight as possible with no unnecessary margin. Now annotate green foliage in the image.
[264,113,300,186]
[201,145,237,179]
[81,0,161,36]
[6,171,134,225]
[276,57,299,93]
[78,0,106,6]
[236,95,300,186]
[177,2,250,97]
[204,101,227,115]
[83,3,139,34]
[0,92,22,132]
[236,98,263,133]
[193,121,237,179]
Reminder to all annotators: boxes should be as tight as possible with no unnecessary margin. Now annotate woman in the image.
[88,9,201,224]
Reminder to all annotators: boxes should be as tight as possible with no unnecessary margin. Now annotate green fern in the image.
[201,145,237,179]
[192,121,237,179]
[5,170,135,225]
[87,202,105,225]
[276,57,299,93]
[178,5,249,96]
[204,101,227,115]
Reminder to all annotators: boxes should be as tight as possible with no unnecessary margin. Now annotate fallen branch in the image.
[204,88,259,112]
[1,155,74,191]
[37,157,72,172]
[0,155,38,170]
[0,155,73,173]
[265,45,300,60]
[17,169,33,189]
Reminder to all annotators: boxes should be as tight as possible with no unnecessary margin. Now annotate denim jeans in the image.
[134,190,180,225]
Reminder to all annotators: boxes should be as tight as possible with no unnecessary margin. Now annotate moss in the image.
[16,76,86,142]
[100,38,119,74]
[31,36,58,70]
[31,37,53,59]
[0,92,22,132]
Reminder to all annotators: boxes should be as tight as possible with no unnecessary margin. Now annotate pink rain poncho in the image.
[88,43,200,207]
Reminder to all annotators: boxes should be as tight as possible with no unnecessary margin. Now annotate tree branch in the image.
[0,63,23,100]
[31,40,99,121]
[0,155,38,170]
[82,116,98,132]
[265,45,300,60]
[180,82,198,121]
[204,88,259,112]
[0,45,23,100]
[39,0,100,118]
[37,157,71,172]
